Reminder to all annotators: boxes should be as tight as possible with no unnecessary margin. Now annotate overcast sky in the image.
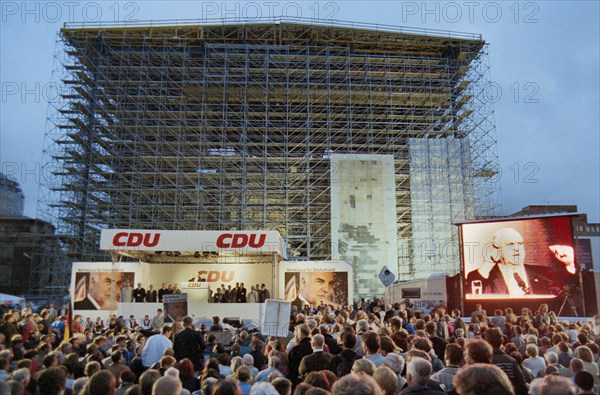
[1,1,598,223]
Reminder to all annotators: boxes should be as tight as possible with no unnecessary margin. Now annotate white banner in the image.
[99,229,286,257]
[262,299,291,337]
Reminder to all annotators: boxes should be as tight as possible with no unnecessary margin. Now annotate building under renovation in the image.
[40,18,500,299]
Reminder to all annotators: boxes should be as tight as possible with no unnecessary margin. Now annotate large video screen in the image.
[460,216,577,300]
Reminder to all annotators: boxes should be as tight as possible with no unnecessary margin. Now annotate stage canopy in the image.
[100,229,287,263]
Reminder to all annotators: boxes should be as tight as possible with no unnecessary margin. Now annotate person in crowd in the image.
[401,357,444,394]
[431,343,462,392]
[331,373,383,395]
[173,316,205,372]
[483,327,528,395]
[141,326,172,368]
[151,309,164,332]
[287,324,312,387]
[573,371,596,395]
[298,334,333,378]
[453,364,515,395]
[361,331,384,367]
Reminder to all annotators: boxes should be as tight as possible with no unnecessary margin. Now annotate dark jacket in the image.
[145,289,157,303]
[298,351,334,378]
[330,349,359,377]
[492,348,528,395]
[287,337,313,386]
[399,385,445,394]
[173,327,206,371]
[323,333,342,355]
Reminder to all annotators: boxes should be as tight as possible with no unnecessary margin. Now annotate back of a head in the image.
[445,343,464,366]
[139,369,161,395]
[86,370,116,395]
[351,358,376,376]
[537,375,576,395]
[304,388,329,395]
[311,334,325,349]
[544,351,558,365]
[356,320,369,333]
[484,327,504,348]
[465,339,493,364]
[249,381,279,395]
[382,352,405,375]
[11,368,30,384]
[200,377,218,395]
[6,380,23,395]
[37,367,67,395]
[341,331,356,349]
[270,377,292,395]
[72,377,89,395]
[152,376,182,395]
[407,358,432,386]
[574,371,595,392]
[236,366,251,383]
[453,363,514,395]
[304,371,330,391]
[120,369,136,385]
[361,332,380,354]
[212,378,242,395]
[243,353,254,366]
[331,373,383,395]
[373,366,398,395]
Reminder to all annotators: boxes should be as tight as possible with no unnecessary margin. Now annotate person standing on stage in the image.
[120,280,133,303]
[133,283,146,303]
[158,283,168,302]
[237,282,247,303]
[146,284,157,303]
[260,284,270,302]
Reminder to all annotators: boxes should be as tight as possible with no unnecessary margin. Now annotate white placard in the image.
[261,299,291,337]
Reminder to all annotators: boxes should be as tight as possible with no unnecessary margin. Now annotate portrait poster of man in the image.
[163,294,188,323]
[461,216,578,300]
[283,270,349,309]
[73,271,135,310]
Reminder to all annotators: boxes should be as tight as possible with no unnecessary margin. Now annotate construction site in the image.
[38,18,500,299]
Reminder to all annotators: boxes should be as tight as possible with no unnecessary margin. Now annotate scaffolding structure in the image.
[38,18,500,291]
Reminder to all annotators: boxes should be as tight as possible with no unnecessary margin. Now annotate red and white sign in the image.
[100,229,286,256]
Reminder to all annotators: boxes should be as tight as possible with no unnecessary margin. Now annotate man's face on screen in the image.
[300,271,335,305]
[496,229,525,267]
[89,272,122,309]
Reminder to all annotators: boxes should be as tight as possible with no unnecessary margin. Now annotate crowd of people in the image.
[1,299,599,395]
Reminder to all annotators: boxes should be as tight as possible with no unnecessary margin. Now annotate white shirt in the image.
[524,356,546,378]
[141,334,172,367]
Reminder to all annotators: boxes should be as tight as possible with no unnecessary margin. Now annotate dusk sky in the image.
[1,1,598,223]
